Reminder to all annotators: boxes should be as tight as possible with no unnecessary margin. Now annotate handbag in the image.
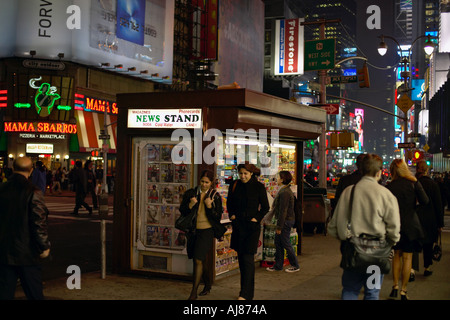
[175,210,196,233]
[432,234,442,262]
[340,183,393,274]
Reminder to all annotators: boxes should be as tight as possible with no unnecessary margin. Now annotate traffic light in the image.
[413,150,424,162]
[358,62,370,88]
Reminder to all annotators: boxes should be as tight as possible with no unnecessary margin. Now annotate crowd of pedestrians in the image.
[0,154,447,301]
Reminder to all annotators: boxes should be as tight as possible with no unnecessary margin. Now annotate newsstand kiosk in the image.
[113,89,326,281]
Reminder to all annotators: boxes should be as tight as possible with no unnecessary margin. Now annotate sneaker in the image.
[285,267,300,273]
[266,267,281,272]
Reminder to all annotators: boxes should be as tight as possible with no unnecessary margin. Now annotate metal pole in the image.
[300,19,340,189]
[101,219,106,279]
[101,106,108,279]
[318,22,327,188]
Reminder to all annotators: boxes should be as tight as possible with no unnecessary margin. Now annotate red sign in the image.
[284,19,299,73]
[320,104,339,115]
[4,122,77,134]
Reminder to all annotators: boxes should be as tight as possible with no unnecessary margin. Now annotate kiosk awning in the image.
[74,110,118,153]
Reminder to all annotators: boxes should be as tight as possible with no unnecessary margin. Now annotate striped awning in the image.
[74,110,117,153]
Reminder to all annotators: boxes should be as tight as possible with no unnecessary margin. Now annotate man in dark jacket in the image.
[71,160,92,215]
[331,153,367,215]
[0,157,51,300]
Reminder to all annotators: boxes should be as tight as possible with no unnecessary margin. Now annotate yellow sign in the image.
[396,94,414,114]
[423,144,430,152]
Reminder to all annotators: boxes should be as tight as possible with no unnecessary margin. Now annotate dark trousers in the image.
[0,265,44,300]
[237,253,255,300]
[274,220,299,270]
[412,242,434,271]
[88,188,98,208]
[74,191,90,213]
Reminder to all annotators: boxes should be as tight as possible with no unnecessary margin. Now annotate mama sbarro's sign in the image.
[127,109,202,129]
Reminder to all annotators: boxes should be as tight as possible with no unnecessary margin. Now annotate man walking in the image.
[327,154,400,300]
[71,160,92,215]
[0,157,51,300]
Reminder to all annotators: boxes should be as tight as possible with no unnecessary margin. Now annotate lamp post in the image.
[377,34,436,162]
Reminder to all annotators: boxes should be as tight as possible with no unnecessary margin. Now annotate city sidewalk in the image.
[15,227,450,301]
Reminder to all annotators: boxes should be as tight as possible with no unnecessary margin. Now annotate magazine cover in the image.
[174,164,188,183]
[159,227,172,247]
[160,144,174,162]
[160,185,174,204]
[148,144,160,162]
[148,184,159,203]
[160,205,174,226]
[146,204,160,225]
[173,184,187,204]
[148,164,160,183]
[173,229,187,249]
[146,226,160,247]
[161,163,174,183]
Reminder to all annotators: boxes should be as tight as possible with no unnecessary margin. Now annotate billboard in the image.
[116,0,146,46]
[0,0,174,82]
[274,18,305,76]
[354,108,364,148]
[216,0,264,92]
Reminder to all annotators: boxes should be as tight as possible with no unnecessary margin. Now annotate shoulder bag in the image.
[340,183,393,274]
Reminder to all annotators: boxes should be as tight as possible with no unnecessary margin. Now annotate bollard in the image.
[98,191,109,219]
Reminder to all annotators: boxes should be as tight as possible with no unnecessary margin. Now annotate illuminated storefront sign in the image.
[127,109,202,129]
[19,133,66,140]
[26,144,54,154]
[274,18,305,75]
[74,93,118,114]
[4,122,77,134]
[13,77,72,115]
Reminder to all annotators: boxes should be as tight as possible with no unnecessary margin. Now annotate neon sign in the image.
[12,77,72,116]
[4,121,77,134]
[75,93,118,114]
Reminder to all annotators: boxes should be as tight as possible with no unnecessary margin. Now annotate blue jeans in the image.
[274,220,299,270]
[341,269,384,300]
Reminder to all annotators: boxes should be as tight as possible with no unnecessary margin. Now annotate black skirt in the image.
[188,228,214,260]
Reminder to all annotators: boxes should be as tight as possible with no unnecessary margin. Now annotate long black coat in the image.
[0,173,50,265]
[416,175,444,244]
[179,187,224,259]
[386,177,429,242]
[227,177,269,254]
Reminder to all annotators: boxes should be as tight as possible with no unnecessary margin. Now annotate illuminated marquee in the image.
[4,122,77,134]
[75,93,118,115]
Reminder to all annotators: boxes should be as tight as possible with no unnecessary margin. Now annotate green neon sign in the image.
[14,103,31,108]
[29,77,64,117]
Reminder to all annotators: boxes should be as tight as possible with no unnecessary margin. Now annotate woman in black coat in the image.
[386,159,429,300]
[227,162,269,300]
[414,160,444,276]
[179,170,225,300]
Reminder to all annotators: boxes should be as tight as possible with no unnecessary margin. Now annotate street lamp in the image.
[377,34,436,162]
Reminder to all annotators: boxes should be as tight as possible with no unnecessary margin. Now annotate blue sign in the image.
[411,79,425,101]
[116,0,146,46]
[278,20,285,74]
[343,68,356,76]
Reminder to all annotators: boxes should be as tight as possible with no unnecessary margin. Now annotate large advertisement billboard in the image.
[215,0,264,92]
[0,0,174,82]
